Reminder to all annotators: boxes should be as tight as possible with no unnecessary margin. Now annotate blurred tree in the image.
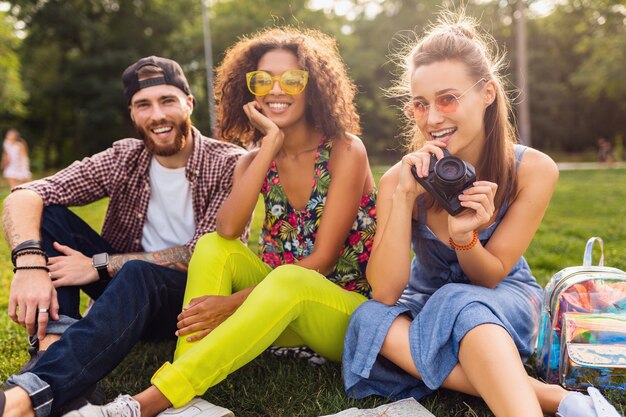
[569,1,626,103]
[0,10,27,126]
[159,0,353,142]
[5,0,626,165]
[6,0,347,166]
[8,0,201,167]
[527,0,625,152]
[344,0,490,162]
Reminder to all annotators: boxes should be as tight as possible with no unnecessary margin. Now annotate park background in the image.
[1,0,626,165]
[1,0,626,416]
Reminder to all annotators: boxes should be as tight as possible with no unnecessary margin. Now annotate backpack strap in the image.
[583,236,605,267]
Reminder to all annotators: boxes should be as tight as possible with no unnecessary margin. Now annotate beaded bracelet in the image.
[14,249,49,263]
[13,265,50,273]
[449,230,479,251]
[11,239,44,266]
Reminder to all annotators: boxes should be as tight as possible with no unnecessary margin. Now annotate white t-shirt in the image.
[141,158,196,252]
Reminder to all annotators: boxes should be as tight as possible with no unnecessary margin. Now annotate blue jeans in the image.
[6,206,186,417]
[41,205,114,323]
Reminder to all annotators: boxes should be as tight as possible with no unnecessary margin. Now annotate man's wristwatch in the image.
[92,252,110,281]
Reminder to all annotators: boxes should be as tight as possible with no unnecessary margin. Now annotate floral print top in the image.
[259,139,376,297]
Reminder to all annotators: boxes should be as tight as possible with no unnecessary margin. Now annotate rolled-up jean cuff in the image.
[45,314,77,335]
[151,362,196,408]
[6,372,53,417]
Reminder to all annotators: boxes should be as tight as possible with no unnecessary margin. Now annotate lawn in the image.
[0,167,625,416]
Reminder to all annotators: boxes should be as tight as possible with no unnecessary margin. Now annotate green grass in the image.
[1,168,625,416]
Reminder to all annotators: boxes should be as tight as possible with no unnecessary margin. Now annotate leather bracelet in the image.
[14,249,49,263]
[13,265,50,273]
[449,230,479,251]
[11,239,44,266]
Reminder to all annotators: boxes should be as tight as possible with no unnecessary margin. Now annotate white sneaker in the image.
[587,387,621,417]
[63,395,140,417]
[157,398,234,417]
[556,388,621,417]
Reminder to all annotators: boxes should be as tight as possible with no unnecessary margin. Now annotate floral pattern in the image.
[259,140,376,297]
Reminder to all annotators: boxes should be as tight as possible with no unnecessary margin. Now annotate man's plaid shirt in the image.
[20,127,246,253]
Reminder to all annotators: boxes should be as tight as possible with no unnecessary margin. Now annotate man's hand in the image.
[48,242,99,287]
[8,271,60,339]
[176,294,244,342]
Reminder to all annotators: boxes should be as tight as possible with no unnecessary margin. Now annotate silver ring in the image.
[38,307,49,314]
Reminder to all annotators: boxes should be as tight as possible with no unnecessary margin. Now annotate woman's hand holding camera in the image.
[398,140,447,197]
[448,180,497,241]
[243,101,284,157]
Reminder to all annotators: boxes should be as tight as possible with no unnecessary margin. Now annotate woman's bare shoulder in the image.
[332,133,368,158]
[517,147,559,186]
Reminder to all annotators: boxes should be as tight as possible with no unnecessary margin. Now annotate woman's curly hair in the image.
[215,26,360,146]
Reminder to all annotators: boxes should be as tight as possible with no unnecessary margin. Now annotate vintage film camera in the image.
[410,149,476,216]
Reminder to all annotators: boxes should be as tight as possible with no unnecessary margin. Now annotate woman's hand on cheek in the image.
[243,101,277,136]
[243,101,284,156]
[448,180,498,236]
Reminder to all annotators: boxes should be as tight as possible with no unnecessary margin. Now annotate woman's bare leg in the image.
[457,324,541,417]
[380,316,567,416]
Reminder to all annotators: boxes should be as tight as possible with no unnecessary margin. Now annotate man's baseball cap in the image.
[122,56,193,104]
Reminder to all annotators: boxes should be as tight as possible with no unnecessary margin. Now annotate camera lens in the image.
[435,156,466,185]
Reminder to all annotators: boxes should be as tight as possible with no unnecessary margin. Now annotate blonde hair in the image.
[390,10,518,210]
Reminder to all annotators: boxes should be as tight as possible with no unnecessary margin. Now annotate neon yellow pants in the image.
[151,232,367,407]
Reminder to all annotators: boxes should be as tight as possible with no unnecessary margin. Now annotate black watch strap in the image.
[96,265,109,281]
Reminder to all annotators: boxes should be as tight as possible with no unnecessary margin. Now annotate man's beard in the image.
[135,116,191,157]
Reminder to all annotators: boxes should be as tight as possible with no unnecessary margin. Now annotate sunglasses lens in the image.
[435,94,459,113]
[248,72,272,96]
[247,70,308,96]
[412,102,427,120]
[281,70,307,94]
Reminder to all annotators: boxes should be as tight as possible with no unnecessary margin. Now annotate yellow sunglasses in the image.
[246,70,309,96]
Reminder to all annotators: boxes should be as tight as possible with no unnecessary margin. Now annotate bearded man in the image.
[0,56,246,417]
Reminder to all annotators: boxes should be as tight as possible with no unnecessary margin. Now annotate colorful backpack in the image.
[536,237,626,390]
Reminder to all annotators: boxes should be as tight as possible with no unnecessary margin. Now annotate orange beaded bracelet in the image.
[449,230,479,251]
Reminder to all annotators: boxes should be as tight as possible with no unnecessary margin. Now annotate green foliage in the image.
[4,0,626,164]
[527,0,626,152]
[1,167,626,416]
[0,10,27,122]
[7,0,204,167]
[568,0,626,104]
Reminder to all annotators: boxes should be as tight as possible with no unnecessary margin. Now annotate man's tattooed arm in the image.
[1,189,44,248]
[108,245,193,276]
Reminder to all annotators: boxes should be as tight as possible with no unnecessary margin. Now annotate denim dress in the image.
[342,145,544,400]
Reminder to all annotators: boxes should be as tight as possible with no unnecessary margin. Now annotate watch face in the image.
[93,253,109,268]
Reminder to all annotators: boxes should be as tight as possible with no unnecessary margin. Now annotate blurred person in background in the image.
[596,136,615,167]
[2,128,32,188]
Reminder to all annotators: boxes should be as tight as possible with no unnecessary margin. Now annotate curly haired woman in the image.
[66,27,376,417]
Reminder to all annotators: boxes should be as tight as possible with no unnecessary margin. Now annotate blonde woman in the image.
[342,11,620,417]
